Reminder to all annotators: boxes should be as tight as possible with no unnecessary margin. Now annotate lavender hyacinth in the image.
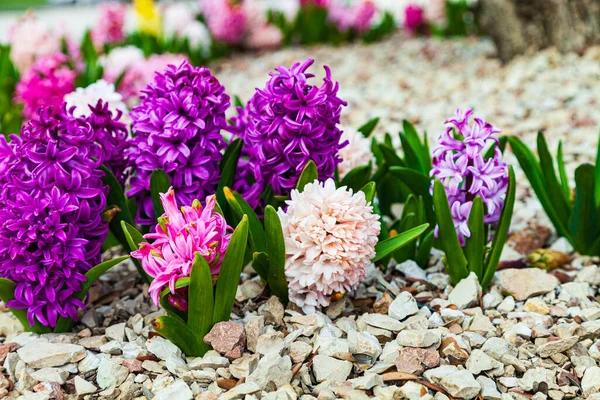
[127,60,230,224]
[231,59,347,207]
[431,109,508,245]
[0,106,108,328]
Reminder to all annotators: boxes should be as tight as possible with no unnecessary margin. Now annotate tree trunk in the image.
[479,0,600,62]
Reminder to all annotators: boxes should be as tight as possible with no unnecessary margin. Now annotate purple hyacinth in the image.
[431,109,508,245]
[127,60,230,224]
[0,106,108,328]
[230,59,347,207]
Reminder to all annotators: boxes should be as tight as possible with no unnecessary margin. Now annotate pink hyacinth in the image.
[202,0,246,45]
[329,0,376,33]
[404,3,425,33]
[15,53,76,120]
[92,2,127,47]
[131,188,231,306]
[9,11,61,72]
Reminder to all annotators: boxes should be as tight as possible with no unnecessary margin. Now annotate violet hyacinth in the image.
[431,109,508,245]
[231,59,347,208]
[0,106,109,328]
[127,60,230,224]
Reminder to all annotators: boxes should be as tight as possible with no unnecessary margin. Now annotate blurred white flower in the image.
[278,179,381,313]
[100,46,145,82]
[9,12,61,72]
[64,80,128,120]
[338,127,376,178]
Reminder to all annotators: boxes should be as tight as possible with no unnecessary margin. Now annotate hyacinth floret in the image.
[431,109,508,245]
[278,179,380,313]
[234,59,347,207]
[127,60,230,224]
[131,187,232,307]
[0,106,109,328]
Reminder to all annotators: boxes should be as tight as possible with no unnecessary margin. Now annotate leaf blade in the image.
[188,253,214,349]
[374,223,429,262]
[264,206,289,303]
[150,169,171,218]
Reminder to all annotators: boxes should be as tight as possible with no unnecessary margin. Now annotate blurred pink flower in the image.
[404,3,425,33]
[278,179,380,313]
[242,0,282,49]
[100,46,146,83]
[9,12,61,72]
[15,53,76,120]
[132,187,231,306]
[329,0,377,33]
[92,2,127,47]
[202,0,246,45]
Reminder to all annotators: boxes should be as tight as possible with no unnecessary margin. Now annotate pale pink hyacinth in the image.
[132,187,232,306]
[278,179,380,313]
[117,53,187,104]
[92,2,127,48]
[202,0,246,45]
[243,0,282,49]
[338,128,375,178]
[100,46,146,83]
[329,0,376,33]
[9,12,61,72]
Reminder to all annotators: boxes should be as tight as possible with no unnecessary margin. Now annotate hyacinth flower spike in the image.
[430,109,516,288]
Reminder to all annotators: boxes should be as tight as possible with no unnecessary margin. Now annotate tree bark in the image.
[479,0,600,62]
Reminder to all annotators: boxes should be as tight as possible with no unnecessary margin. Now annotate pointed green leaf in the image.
[374,223,429,262]
[569,164,598,254]
[378,143,404,167]
[152,316,205,356]
[234,95,244,108]
[101,166,134,248]
[392,213,418,264]
[464,196,485,279]
[224,187,266,254]
[150,169,171,218]
[389,167,435,225]
[595,131,600,209]
[357,117,380,138]
[340,163,372,192]
[120,221,152,283]
[359,182,376,204]
[296,161,318,192]
[217,139,243,215]
[556,141,570,200]
[432,180,469,283]
[482,167,516,289]
[537,132,571,220]
[252,252,271,284]
[264,206,289,303]
[415,230,434,268]
[401,120,430,174]
[213,216,249,324]
[508,136,572,242]
[188,253,214,352]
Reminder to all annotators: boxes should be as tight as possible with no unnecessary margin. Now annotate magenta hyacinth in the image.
[127,60,230,224]
[203,0,247,45]
[230,59,347,208]
[131,187,231,306]
[0,106,109,328]
[404,4,425,33]
[15,53,76,120]
[431,109,509,245]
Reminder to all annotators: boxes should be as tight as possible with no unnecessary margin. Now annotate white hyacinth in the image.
[64,80,128,119]
[99,46,145,81]
[163,3,211,53]
[338,127,376,178]
[278,179,381,313]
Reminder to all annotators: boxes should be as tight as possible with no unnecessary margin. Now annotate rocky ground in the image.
[1,34,600,400]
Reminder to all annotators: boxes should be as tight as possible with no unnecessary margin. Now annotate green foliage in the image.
[0,45,22,135]
[509,133,600,255]
[391,195,434,268]
[432,167,516,288]
[150,169,172,218]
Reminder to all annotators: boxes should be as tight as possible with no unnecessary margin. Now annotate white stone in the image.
[96,358,129,389]
[105,323,126,342]
[221,382,261,400]
[582,366,600,396]
[395,260,427,280]
[477,376,501,400]
[348,330,382,360]
[349,373,383,390]
[397,329,441,348]
[147,336,183,360]
[439,369,481,399]
[289,341,312,364]
[466,350,503,375]
[17,342,86,368]
[448,272,482,309]
[388,292,419,321]
[30,367,69,384]
[399,381,429,400]
[362,314,405,331]
[312,355,352,383]
[153,379,193,400]
[497,296,516,313]
[246,353,292,390]
[74,376,97,395]
[498,269,559,301]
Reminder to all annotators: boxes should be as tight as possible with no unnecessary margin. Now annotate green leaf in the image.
[484,136,507,160]
[213,215,249,324]
[537,132,571,221]
[595,131,600,209]
[508,136,572,242]
[340,163,372,192]
[482,167,516,289]
[217,139,243,216]
[252,252,271,284]
[224,187,266,254]
[374,223,429,262]
[389,167,435,225]
[432,180,469,284]
[401,120,431,174]
[415,230,434,268]
[557,141,571,200]
[378,143,404,167]
[0,278,50,333]
[357,117,380,138]
[569,164,598,254]
[187,253,214,355]
[296,161,318,192]
[120,221,152,283]
[152,316,205,356]
[464,197,485,279]
[150,169,171,218]
[101,166,134,246]
[392,213,418,264]
[359,182,376,204]
[234,95,244,108]
[264,206,289,303]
